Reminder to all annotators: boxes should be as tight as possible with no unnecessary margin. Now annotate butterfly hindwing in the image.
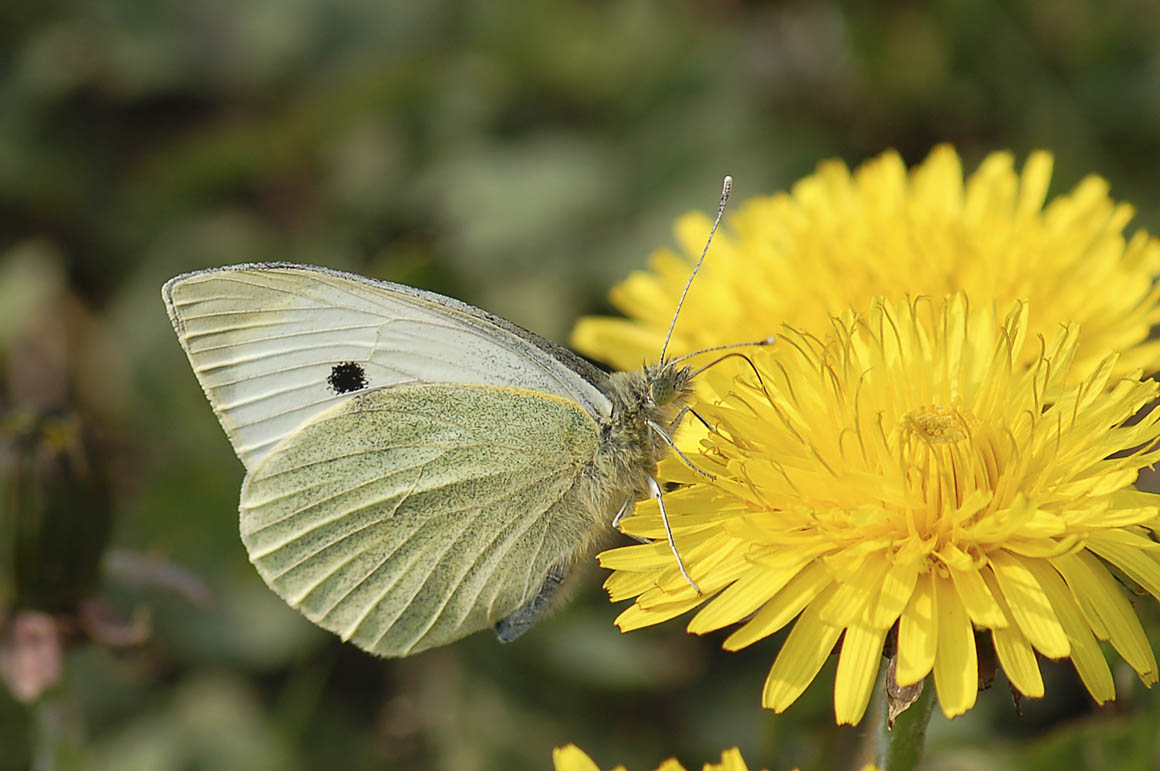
[239,383,605,656]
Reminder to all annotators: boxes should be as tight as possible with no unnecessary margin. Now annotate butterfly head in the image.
[646,361,692,409]
[615,360,695,434]
[602,361,693,428]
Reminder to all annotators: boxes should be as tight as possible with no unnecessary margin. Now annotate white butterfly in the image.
[163,178,756,656]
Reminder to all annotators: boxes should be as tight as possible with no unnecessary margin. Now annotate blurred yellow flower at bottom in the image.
[552,744,769,771]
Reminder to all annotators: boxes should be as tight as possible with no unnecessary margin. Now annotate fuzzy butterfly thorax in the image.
[590,362,695,509]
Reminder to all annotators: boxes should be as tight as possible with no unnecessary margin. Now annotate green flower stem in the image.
[874,677,935,771]
[33,685,85,771]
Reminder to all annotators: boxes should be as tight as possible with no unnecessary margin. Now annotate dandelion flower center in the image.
[900,404,969,444]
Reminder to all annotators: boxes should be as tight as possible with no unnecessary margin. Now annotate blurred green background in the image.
[4,1,1160,769]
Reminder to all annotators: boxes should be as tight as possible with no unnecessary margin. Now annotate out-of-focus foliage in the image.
[2,1,1160,769]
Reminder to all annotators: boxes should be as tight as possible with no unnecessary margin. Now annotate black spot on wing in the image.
[328,362,369,394]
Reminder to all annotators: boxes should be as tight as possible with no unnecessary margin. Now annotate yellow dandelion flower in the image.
[553,744,626,771]
[600,295,1160,724]
[552,744,767,771]
[573,145,1160,383]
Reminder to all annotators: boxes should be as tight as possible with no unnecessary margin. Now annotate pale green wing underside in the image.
[240,383,604,657]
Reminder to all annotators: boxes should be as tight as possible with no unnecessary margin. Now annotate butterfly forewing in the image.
[240,383,605,656]
[163,264,611,471]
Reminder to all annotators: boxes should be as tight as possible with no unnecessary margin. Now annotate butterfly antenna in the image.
[659,175,733,363]
[666,337,776,367]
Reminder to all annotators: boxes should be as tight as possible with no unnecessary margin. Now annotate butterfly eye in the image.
[650,378,676,406]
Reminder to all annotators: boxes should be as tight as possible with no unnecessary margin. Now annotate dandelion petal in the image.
[763,600,843,713]
[688,560,803,635]
[724,562,831,651]
[991,622,1044,698]
[865,558,919,629]
[947,563,1007,628]
[1061,551,1157,683]
[1024,560,1114,703]
[834,623,886,725]
[988,552,1069,658]
[552,745,603,771]
[1087,532,1160,599]
[933,574,978,717]
[897,571,937,686]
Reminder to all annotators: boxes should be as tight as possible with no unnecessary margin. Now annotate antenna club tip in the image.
[721,175,733,197]
[761,335,776,345]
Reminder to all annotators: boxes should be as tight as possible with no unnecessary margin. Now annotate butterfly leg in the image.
[646,419,715,480]
[612,498,632,528]
[648,476,701,594]
[611,498,652,543]
[493,564,566,643]
[668,405,714,434]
